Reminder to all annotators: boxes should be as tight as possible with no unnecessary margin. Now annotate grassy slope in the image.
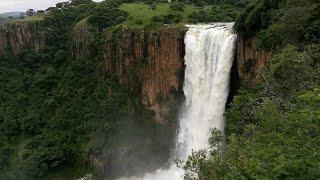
[9,14,45,23]
[4,3,209,28]
[119,3,211,26]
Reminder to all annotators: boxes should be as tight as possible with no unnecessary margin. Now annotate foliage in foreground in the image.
[182,46,320,179]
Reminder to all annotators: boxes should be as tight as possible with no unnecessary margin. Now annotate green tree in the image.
[169,2,185,11]
[88,0,128,30]
[195,0,206,8]
[70,0,93,6]
[26,9,35,17]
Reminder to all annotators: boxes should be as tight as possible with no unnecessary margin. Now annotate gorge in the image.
[1,0,319,179]
[118,23,237,180]
[0,20,268,180]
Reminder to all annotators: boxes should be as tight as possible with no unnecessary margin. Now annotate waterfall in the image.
[118,23,237,180]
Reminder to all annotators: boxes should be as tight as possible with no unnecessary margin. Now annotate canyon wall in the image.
[70,25,186,178]
[236,35,272,81]
[0,21,46,55]
[0,20,274,178]
[70,23,95,59]
[0,20,273,120]
[0,20,185,124]
[101,27,186,123]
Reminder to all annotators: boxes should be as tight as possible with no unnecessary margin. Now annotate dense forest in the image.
[0,1,184,179]
[0,0,319,179]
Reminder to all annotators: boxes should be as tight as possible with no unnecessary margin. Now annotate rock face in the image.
[0,22,46,55]
[70,23,95,59]
[0,20,272,119]
[69,26,186,178]
[0,20,185,124]
[236,35,272,81]
[102,27,186,123]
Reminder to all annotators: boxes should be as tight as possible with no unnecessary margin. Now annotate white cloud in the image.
[0,0,103,13]
[0,1,23,6]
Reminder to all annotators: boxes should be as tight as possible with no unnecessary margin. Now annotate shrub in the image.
[88,0,128,29]
[70,0,93,6]
[144,0,154,5]
[135,19,143,25]
[169,3,185,11]
[151,15,164,23]
[261,47,318,99]
[116,16,126,23]
[150,4,157,10]
[163,13,183,24]
[151,14,182,24]
[195,0,206,8]
[257,23,283,50]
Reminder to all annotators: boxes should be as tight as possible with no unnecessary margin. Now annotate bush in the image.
[188,10,209,23]
[116,16,126,23]
[188,7,239,23]
[151,15,164,23]
[195,0,206,8]
[151,14,182,24]
[135,19,143,25]
[150,4,157,10]
[70,0,93,6]
[169,3,185,11]
[261,47,318,99]
[163,13,183,24]
[257,23,283,50]
[144,0,154,5]
[88,0,128,29]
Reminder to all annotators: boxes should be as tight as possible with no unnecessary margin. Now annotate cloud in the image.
[0,0,24,12]
[0,0,23,6]
[0,0,102,13]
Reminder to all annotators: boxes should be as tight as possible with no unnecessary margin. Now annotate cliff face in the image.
[0,21,272,119]
[101,27,186,123]
[0,22,46,55]
[1,21,275,178]
[0,20,273,116]
[236,35,272,81]
[69,26,186,178]
[70,23,95,59]
[1,20,185,124]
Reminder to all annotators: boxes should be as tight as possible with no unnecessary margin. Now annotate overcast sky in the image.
[0,0,103,13]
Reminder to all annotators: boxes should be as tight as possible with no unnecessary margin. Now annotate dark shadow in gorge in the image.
[226,49,240,109]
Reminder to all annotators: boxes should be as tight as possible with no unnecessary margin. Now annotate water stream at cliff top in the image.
[118,23,237,180]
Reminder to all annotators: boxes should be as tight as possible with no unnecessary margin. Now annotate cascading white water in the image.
[118,23,237,180]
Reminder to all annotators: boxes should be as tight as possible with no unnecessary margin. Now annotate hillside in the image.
[119,3,211,25]
[0,11,22,17]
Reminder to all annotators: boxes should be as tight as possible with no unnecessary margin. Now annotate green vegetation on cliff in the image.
[0,1,181,179]
[0,16,14,24]
[7,0,246,29]
[118,2,245,25]
[182,0,320,179]
[234,0,320,50]
[119,3,211,25]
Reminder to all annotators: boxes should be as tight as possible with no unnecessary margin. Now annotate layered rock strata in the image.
[237,35,272,81]
[0,22,45,55]
[101,27,186,123]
